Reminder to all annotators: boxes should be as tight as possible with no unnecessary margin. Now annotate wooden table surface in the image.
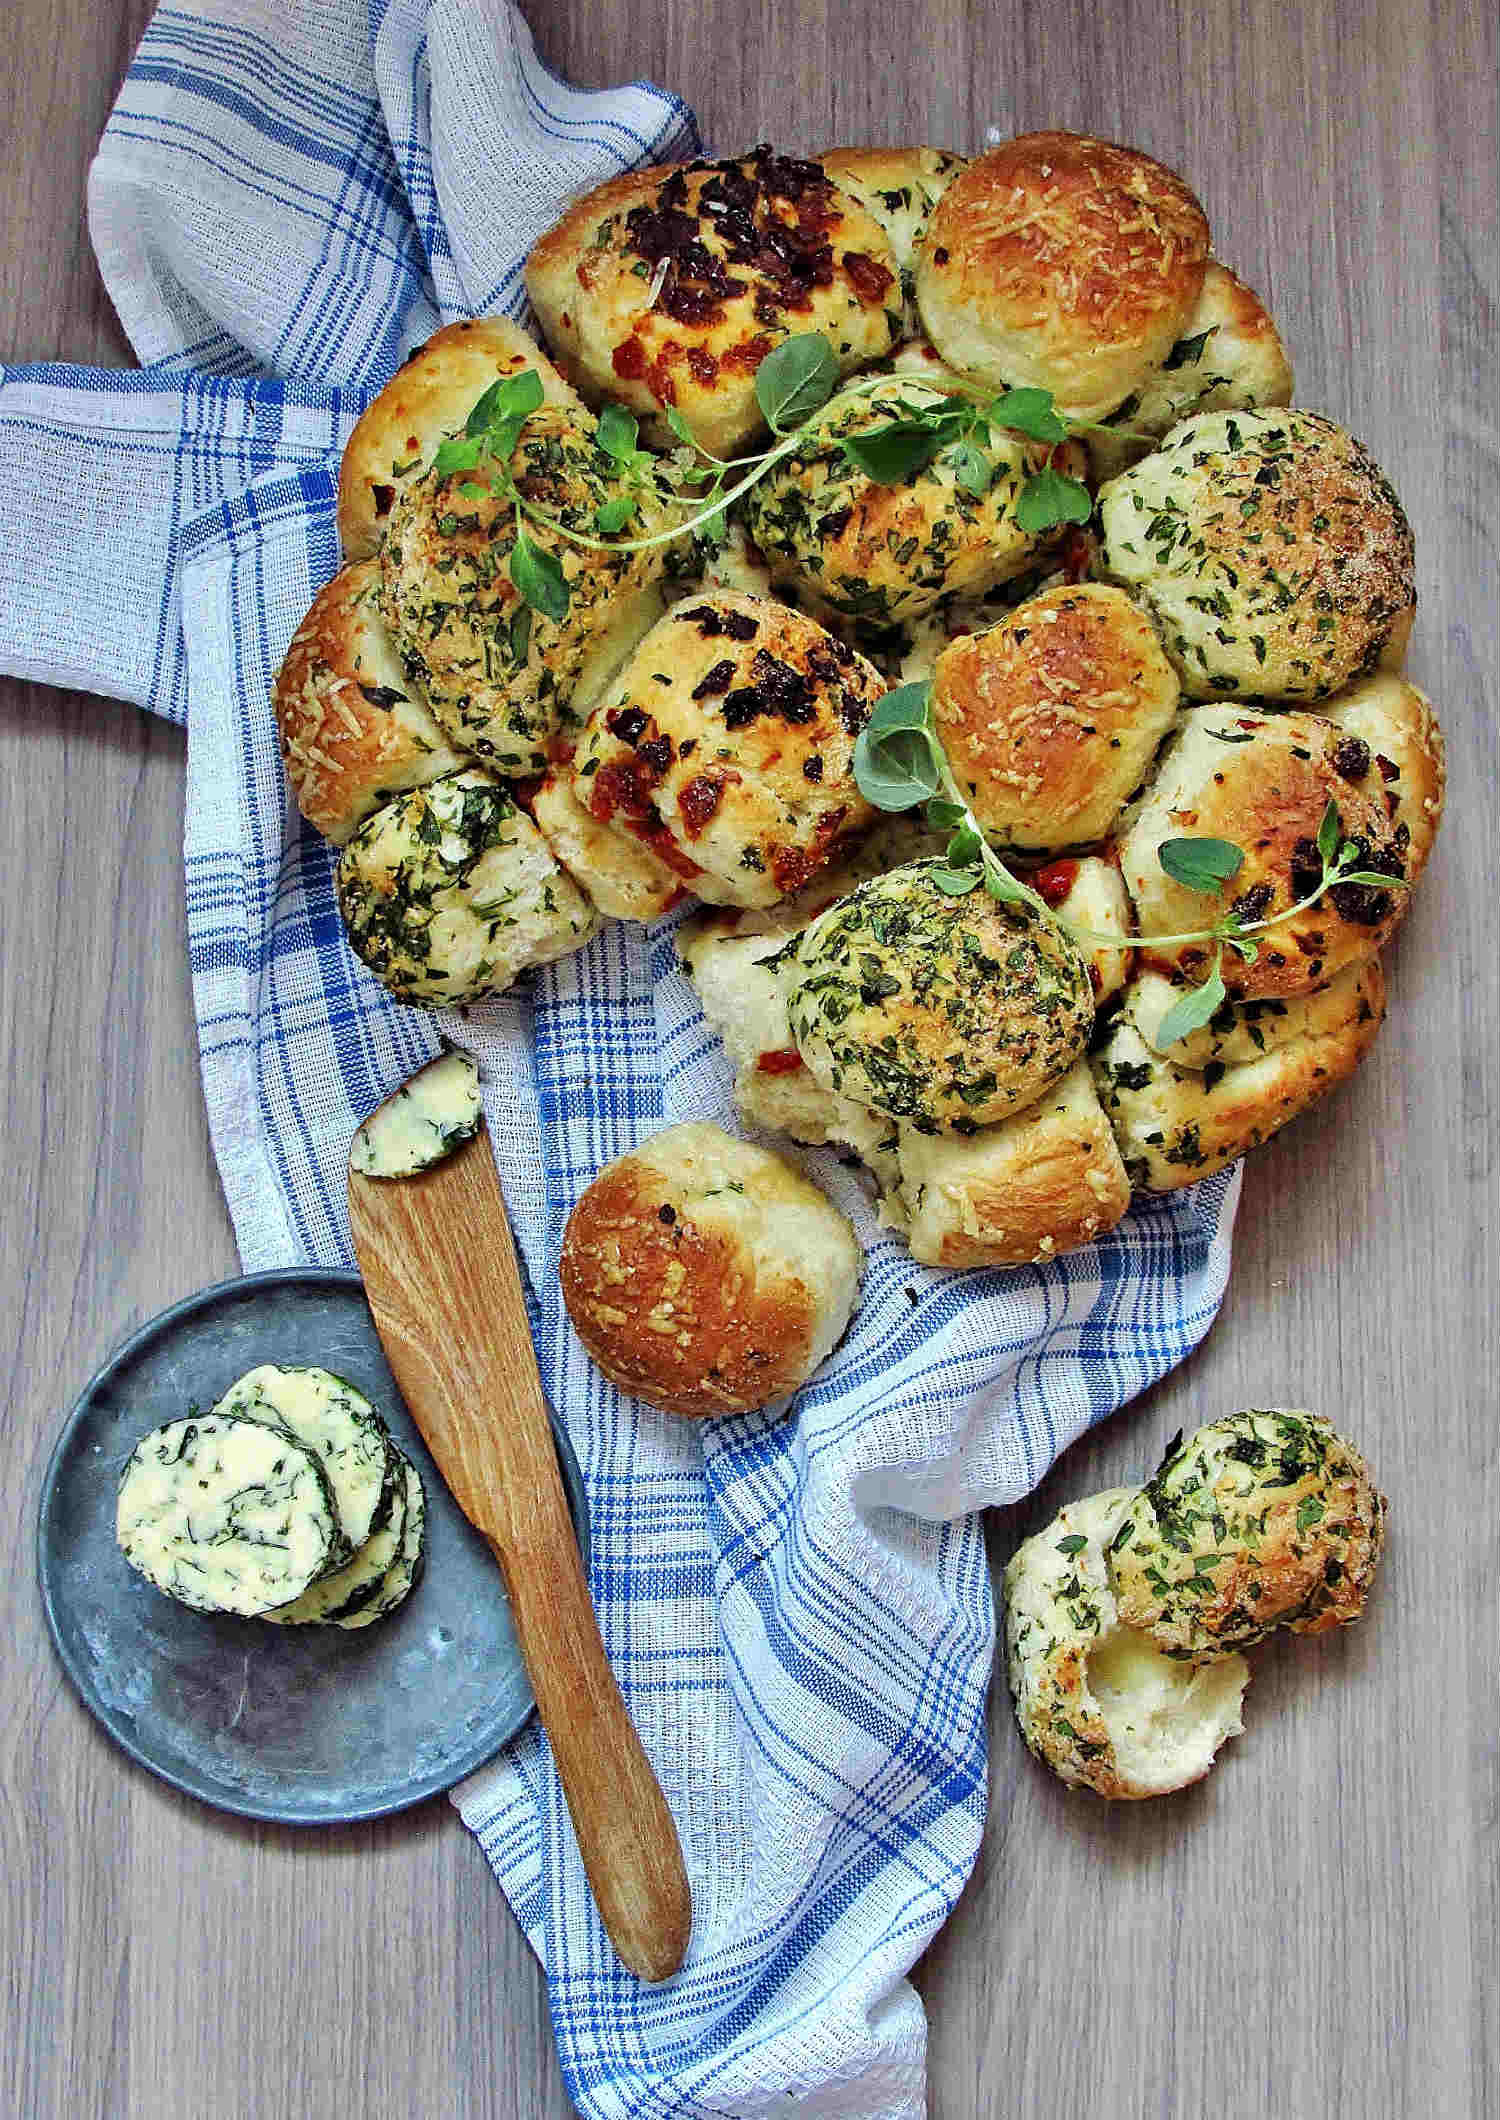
[3,2,1495,2115]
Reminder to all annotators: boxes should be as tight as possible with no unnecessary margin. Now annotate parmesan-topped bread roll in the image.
[273,561,468,845]
[916,132,1210,419]
[1098,408,1416,701]
[561,1121,862,1416]
[525,148,902,458]
[742,377,1085,626]
[786,860,1094,1130]
[1119,707,1417,998]
[1086,260,1294,482]
[931,584,1181,850]
[336,767,599,1005]
[338,317,584,561]
[378,404,671,776]
[570,591,883,910]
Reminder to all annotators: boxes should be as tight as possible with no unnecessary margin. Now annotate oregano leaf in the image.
[432,435,484,476]
[509,533,570,621]
[1014,467,1093,532]
[853,721,941,811]
[990,387,1069,443]
[595,494,637,534]
[928,865,983,896]
[1316,798,1342,867]
[755,333,839,431]
[945,439,992,495]
[840,420,944,484]
[596,401,639,461]
[1154,962,1228,1049]
[1158,837,1245,892]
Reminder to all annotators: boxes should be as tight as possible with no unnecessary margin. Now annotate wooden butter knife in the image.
[348,1107,691,1983]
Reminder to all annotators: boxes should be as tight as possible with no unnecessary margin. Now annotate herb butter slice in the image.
[349,1050,482,1179]
[116,1414,338,1616]
[334,1458,426,1631]
[212,1364,395,1563]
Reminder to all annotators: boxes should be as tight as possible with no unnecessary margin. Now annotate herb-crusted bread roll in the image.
[1090,957,1385,1193]
[1119,707,1417,998]
[1098,408,1416,701]
[1086,261,1294,483]
[916,132,1210,420]
[1106,1411,1387,1659]
[336,768,599,1005]
[931,584,1181,850]
[525,148,902,458]
[570,591,883,910]
[1320,672,1446,884]
[742,377,1084,626]
[273,560,469,845]
[560,1121,862,1416]
[338,317,585,561]
[1123,956,1385,1070]
[378,404,671,775]
[786,859,1095,1130]
[1003,1487,1250,1798]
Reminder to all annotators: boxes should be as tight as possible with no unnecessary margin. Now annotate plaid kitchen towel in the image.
[0,4,1240,2113]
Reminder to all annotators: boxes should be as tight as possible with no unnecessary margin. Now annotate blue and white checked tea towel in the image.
[0,4,1240,2111]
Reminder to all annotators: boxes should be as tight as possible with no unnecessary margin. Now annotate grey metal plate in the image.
[37,1268,588,1825]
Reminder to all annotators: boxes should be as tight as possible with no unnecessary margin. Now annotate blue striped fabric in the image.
[1,6,1240,2113]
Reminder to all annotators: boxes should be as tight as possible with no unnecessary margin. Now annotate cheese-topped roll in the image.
[916,132,1210,420]
[1087,261,1294,482]
[786,859,1094,1130]
[1091,960,1385,1193]
[561,1121,862,1417]
[1319,672,1446,885]
[742,377,1086,627]
[273,561,468,845]
[1106,1411,1386,1659]
[525,148,902,458]
[570,591,883,910]
[336,768,599,1005]
[1120,708,1415,998]
[338,317,585,561]
[378,404,671,775]
[1004,1487,1249,1799]
[1098,408,1416,701]
[816,147,968,332]
[932,584,1181,850]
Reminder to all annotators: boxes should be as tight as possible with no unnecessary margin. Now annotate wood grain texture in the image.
[350,1132,692,1984]
[1,1,1494,2115]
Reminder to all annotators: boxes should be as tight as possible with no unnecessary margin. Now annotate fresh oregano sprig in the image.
[851,681,1409,1048]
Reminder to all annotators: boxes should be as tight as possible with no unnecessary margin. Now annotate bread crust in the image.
[932,584,1181,849]
[814,147,968,274]
[532,772,684,922]
[1098,408,1417,701]
[560,1122,861,1416]
[338,317,583,561]
[272,560,467,845]
[525,151,901,457]
[916,132,1210,419]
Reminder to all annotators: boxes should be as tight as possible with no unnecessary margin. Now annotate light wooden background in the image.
[2,2,1494,2115]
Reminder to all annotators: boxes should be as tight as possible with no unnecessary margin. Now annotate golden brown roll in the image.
[786,860,1095,1130]
[377,404,671,776]
[915,132,1210,419]
[1086,261,1294,482]
[1319,672,1446,884]
[931,584,1181,849]
[1119,707,1415,998]
[569,591,883,911]
[742,376,1086,626]
[560,1121,862,1416]
[272,561,467,845]
[894,1061,1131,1268]
[338,317,584,561]
[1090,957,1386,1193]
[1098,408,1416,701]
[524,149,902,458]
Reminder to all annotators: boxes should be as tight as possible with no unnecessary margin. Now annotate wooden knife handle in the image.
[350,1142,691,1982]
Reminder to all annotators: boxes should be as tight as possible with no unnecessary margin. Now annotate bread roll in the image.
[1319,671,1446,884]
[1106,1411,1386,1658]
[560,1121,862,1416]
[1034,853,1135,1003]
[531,772,684,923]
[272,560,467,845]
[525,149,902,458]
[742,377,1086,626]
[570,591,882,910]
[336,768,599,1005]
[1119,707,1413,998]
[932,584,1180,850]
[895,1061,1131,1268]
[1086,261,1294,482]
[1124,957,1385,1070]
[338,317,583,561]
[916,132,1210,419]
[1090,957,1385,1193]
[1098,408,1416,701]
[815,147,968,331]
[786,860,1094,1130]
[1003,1487,1249,1799]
